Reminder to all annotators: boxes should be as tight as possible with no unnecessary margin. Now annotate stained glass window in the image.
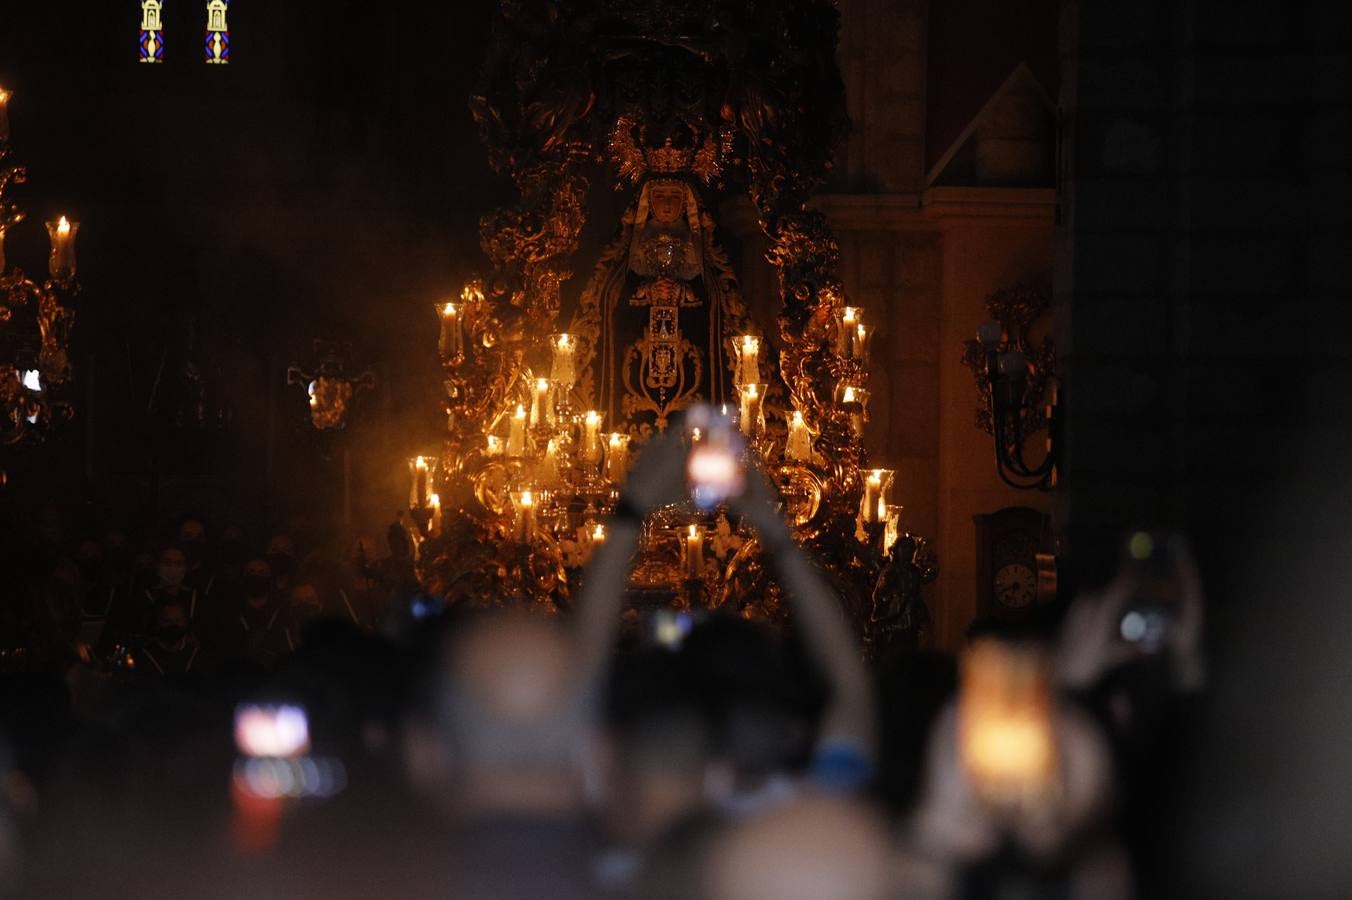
[205,0,230,65]
[139,0,165,63]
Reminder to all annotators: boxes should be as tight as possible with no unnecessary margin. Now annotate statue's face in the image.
[648,183,686,225]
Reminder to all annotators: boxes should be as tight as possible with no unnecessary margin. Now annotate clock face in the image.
[994,563,1037,609]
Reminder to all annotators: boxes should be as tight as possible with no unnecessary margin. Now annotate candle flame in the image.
[745,383,759,398]
[514,404,526,420]
[520,490,533,508]
[487,435,501,451]
[442,302,456,317]
[429,493,441,509]
[585,410,600,426]
[842,306,858,323]
[592,523,606,541]
[536,377,549,392]
[415,456,428,471]
[691,427,702,441]
[867,469,882,486]
[741,334,758,350]
[608,432,623,448]
[842,386,856,403]
[857,323,867,338]
[791,410,804,427]
[57,216,70,236]
[688,524,698,538]
[556,333,571,349]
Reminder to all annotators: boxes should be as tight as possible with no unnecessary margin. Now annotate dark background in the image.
[0,1,510,543]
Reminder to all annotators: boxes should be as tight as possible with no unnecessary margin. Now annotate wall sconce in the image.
[286,339,376,431]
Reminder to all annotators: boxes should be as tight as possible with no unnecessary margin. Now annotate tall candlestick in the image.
[531,378,554,429]
[46,216,78,282]
[438,302,463,359]
[550,333,577,389]
[0,87,10,143]
[606,432,630,485]
[786,409,813,463]
[736,334,760,386]
[684,524,704,580]
[739,383,765,439]
[581,410,603,465]
[507,404,528,456]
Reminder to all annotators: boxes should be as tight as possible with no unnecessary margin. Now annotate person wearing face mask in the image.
[103,545,198,652]
[282,582,328,653]
[222,558,290,668]
[140,596,201,678]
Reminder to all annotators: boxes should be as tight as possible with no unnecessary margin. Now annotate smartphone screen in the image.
[234,704,310,759]
[686,404,745,510]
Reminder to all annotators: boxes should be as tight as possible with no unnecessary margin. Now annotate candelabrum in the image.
[0,86,80,446]
[973,319,1060,490]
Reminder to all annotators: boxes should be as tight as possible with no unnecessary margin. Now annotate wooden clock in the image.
[974,506,1057,622]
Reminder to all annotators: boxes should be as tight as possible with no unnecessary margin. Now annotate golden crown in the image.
[608,118,722,185]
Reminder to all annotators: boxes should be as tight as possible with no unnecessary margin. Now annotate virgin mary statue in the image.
[572,176,750,440]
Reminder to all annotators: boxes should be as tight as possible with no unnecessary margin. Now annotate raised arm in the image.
[732,465,877,763]
[571,429,690,699]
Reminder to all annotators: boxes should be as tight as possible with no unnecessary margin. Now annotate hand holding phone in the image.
[686,404,745,510]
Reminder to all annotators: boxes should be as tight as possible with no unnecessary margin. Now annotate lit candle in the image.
[837,306,859,355]
[486,434,503,456]
[438,302,463,359]
[606,432,630,485]
[550,333,576,389]
[582,410,603,465]
[736,334,760,386]
[591,522,606,545]
[684,524,704,580]
[428,493,443,537]
[531,378,554,429]
[739,383,765,439]
[507,404,528,456]
[0,87,10,143]
[862,470,882,524]
[837,384,869,437]
[410,456,429,508]
[516,489,536,542]
[853,322,873,360]
[786,409,813,463]
[542,438,560,483]
[46,216,78,282]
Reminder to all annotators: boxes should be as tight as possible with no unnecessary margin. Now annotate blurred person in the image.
[595,648,716,892]
[703,795,894,900]
[432,612,601,899]
[905,646,1124,899]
